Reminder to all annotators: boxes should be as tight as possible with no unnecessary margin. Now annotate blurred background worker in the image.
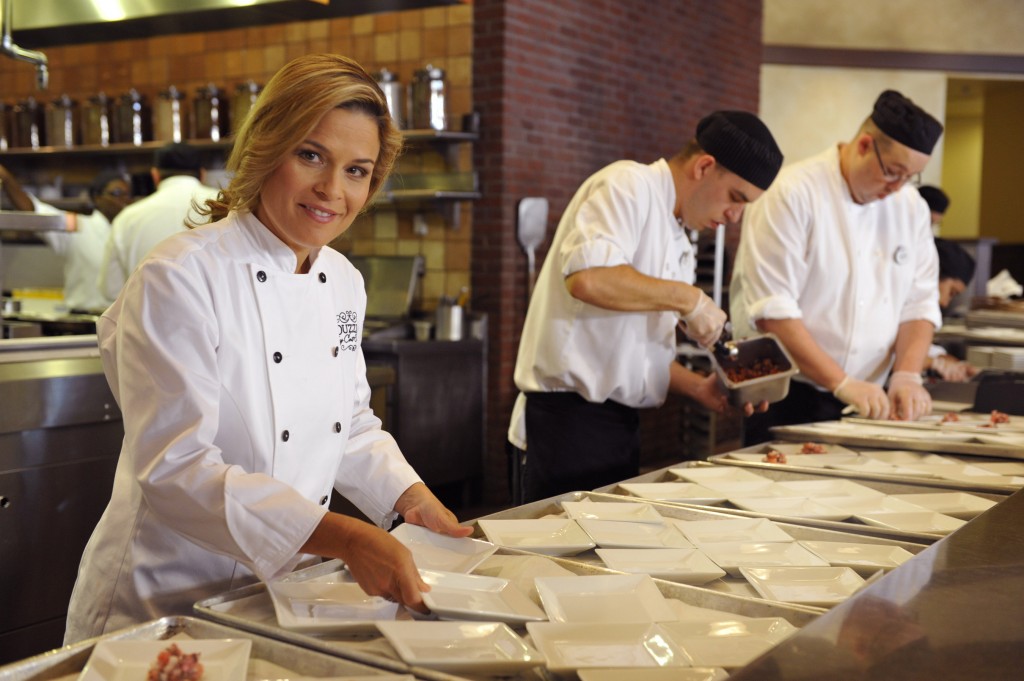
[1,163,131,313]
[917,185,950,234]
[98,143,218,300]
[925,238,979,382]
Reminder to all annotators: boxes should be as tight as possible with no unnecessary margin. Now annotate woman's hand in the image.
[394,483,474,538]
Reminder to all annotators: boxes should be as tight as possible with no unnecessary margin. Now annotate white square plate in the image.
[797,540,915,575]
[661,618,798,668]
[562,500,665,524]
[669,466,770,485]
[854,510,967,535]
[534,574,677,623]
[390,523,497,573]
[773,479,884,500]
[477,518,596,556]
[596,548,726,584]
[268,578,401,633]
[888,492,997,519]
[579,518,693,549]
[77,639,251,681]
[814,495,926,516]
[618,482,728,505]
[525,622,691,673]
[858,450,956,466]
[699,541,830,577]
[673,517,795,545]
[973,461,1024,476]
[727,496,851,521]
[419,570,547,623]
[578,668,729,681]
[375,621,544,674]
[761,442,858,457]
[739,566,865,606]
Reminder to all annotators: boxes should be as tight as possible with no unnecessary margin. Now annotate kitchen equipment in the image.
[347,254,423,339]
[712,321,739,361]
[435,296,464,341]
[193,83,228,141]
[373,68,404,128]
[0,100,10,149]
[516,196,548,299]
[112,89,149,145]
[410,63,447,130]
[45,93,78,148]
[153,85,186,142]
[230,79,262,134]
[712,332,797,406]
[12,96,43,148]
[80,92,111,146]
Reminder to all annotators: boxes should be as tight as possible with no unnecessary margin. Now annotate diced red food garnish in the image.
[800,442,827,454]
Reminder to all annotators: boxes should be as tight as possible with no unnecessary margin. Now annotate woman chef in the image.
[64,53,472,643]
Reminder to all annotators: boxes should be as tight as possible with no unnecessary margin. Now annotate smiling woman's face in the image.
[254,106,380,272]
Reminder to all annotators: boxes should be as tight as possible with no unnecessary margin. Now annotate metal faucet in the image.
[0,0,48,90]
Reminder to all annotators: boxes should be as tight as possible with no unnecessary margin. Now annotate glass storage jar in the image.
[80,92,112,147]
[410,64,447,131]
[45,94,79,149]
[193,83,228,141]
[12,97,44,149]
[230,80,262,135]
[154,86,187,143]
[112,89,150,145]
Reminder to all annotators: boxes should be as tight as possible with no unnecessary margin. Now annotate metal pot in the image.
[410,64,447,131]
[373,68,404,128]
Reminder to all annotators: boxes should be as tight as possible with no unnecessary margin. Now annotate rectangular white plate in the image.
[773,479,884,499]
[699,541,830,577]
[77,639,251,681]
[268,579,401,633]
[525,622,691,673]
[375,621,544,674]
[419,570,547,623]
[390,523,497,573]
[669,466,770,485]
[739,566,865,606]
[888,492,997,519]
[858,450,956,465]
[727,451,861,468]
[562,500,665,524]
[596,548,726,584]
[477,518,596,556]
[618,481,728,505]
[660,618,798,668]
[854,510,967,535]
[579,668,729,681]
[672,517,795,545]
[579,518,693,549]
[797,540,914,575]
[814,495,926,516]
[973,461,1024,476]
[727,496,851,521]
[761,442,858,457]
[534,574,677,623]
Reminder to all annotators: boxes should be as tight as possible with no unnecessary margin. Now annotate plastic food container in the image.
[713,332,798,406]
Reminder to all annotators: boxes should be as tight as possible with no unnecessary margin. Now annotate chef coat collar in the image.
[234,210,325,275]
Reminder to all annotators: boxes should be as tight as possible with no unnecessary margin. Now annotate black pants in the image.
[522,392,640,503]
[743,380,845,446]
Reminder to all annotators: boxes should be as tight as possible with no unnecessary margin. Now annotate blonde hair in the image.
[198,54,403,224]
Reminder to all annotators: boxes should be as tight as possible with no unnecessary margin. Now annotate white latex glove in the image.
[887,370,932,421]
[678,290,727,348]
[930,354,979,383]
[833,375,890,420]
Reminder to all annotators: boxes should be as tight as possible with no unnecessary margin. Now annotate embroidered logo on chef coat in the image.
[337,311,359,351]
[893,245,909,265]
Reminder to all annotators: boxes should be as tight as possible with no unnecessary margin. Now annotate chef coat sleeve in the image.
[332,349,421,528]
[736,182,809,323]
[559,168,649,277]
[30,196,72,255]
[98,222,129,302]
[899,208,942,329]
[102,257,328,582]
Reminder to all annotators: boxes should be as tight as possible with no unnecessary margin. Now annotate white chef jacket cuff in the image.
[253,503,329,581]
[748,295,803,323]
[561,240,630,277]
[899,304,942,330]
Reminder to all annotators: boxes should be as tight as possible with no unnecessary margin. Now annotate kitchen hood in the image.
[6,0,462,48]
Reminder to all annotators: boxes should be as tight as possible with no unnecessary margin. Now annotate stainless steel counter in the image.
[729,488,1024,680]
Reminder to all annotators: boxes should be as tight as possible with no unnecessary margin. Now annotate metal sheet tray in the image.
[593,465,1002,542]
[771,420,1024,461]
[0,615,407,680]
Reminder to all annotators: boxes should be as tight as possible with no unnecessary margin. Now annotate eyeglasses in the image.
[870,137,921,186]
[102,188,129,199]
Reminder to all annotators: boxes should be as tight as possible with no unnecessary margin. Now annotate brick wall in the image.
[473,0,764,503]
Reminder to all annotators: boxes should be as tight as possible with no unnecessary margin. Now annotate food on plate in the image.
[940,412,959,424]
[724,357,784,383]
[800,442,827,454]
[990,410,1010,425]
[763,449,788,464]
[147,643,204,681]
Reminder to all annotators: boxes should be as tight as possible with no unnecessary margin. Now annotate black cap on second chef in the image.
[696,111,784,191]
[871,90,944,155]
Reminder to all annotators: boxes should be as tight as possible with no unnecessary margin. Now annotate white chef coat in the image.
[730,145,942,388]
[65,210,421,643]
[31,196,114,312]
[98,175,220,301]
[508,158,694,449]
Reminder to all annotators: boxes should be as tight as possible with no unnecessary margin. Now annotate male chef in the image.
[510,111,784,502]
[731,90,943,444]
